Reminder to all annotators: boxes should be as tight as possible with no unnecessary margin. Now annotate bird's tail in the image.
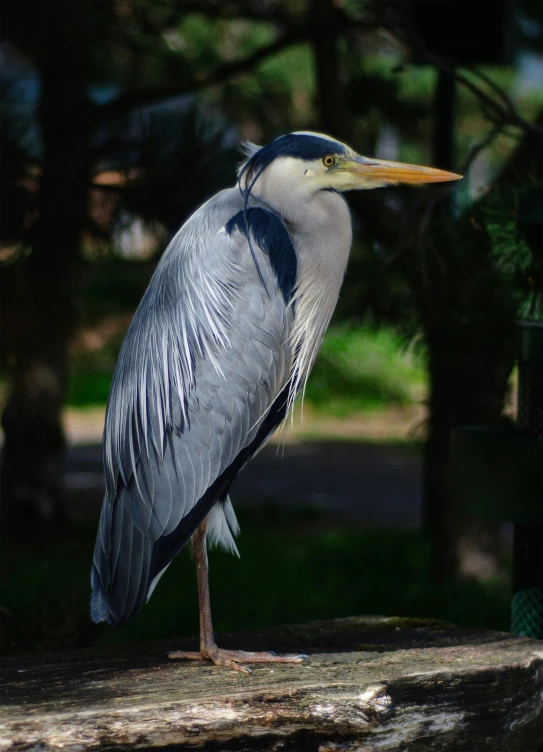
[205,495,240,556]
[90,564,116,624]
[90,493,240,626]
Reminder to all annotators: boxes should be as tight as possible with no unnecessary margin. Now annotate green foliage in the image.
[483,188,543,321]
[350,186,543,434]
[0,505,510,655]
[69,332,123,407]
[80,261,155,319]
[304,325,426,414]
[67,259,156,406]
[386,192,536,345]
[68,370,115,408]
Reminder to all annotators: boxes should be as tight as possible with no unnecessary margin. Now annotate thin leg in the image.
[168,519,307,673]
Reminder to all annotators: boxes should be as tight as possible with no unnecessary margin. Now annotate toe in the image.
[219,659,252,674]
[166,646,306,671]
[167,651,204,661]
[203,649,252,674]
[220,650,306,664]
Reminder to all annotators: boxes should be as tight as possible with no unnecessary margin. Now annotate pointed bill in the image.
[343,156,462,185]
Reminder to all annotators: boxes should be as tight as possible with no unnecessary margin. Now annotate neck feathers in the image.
[286,191,352,415]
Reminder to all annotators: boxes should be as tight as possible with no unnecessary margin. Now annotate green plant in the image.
[305,325,427,415]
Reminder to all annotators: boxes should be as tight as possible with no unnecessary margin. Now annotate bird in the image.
[90,131,461,672]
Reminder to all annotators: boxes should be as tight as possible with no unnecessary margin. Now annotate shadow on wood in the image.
[1,616,542,751]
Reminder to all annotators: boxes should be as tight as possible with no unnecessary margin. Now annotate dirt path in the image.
[62,404,427,445]
[63,405,424,527]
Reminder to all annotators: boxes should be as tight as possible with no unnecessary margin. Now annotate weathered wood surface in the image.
[1,616,543,752]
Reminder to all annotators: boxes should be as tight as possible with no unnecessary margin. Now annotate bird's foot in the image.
[168,646,307,674]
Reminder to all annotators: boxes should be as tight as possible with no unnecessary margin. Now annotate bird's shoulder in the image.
[162,187,293,266]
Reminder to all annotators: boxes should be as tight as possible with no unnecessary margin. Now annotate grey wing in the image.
[91,193,295,625]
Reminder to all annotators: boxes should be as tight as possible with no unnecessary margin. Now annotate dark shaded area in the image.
[0,481,509,658]
[66,440,423,526]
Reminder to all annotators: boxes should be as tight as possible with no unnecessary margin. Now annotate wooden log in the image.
[1,616,542,751]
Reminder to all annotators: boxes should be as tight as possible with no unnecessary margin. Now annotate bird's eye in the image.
[323,155,336,167]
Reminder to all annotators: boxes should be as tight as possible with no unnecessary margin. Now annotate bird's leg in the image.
[168,519,307,673]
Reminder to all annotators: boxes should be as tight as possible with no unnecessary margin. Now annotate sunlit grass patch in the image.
[305,325,427,415]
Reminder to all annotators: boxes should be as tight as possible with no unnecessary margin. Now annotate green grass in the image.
[68,336,123,407]
[304,325,427,415]
[0,505,510,656]
[66,323,428,413]
[68,370,114,407]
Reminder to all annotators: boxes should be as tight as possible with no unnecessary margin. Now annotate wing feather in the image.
[162,436,187,536]
[91,192,297,625]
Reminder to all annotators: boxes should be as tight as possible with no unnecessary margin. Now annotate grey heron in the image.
[91,132,460,672]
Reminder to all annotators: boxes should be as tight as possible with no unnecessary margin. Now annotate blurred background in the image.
[1,0,542,655]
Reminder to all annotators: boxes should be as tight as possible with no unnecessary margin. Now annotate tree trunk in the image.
[310,0,346,137]
[423,343,458,580]
[2,616,543,751]
[421,304,517,581]
[0,50,92,534]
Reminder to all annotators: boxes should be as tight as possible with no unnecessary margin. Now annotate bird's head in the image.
[239,132,461,201]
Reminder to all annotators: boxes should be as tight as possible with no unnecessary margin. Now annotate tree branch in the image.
[177,0,294,25]
[459,124,506,175]
[99,28,306,120]
[463,66,517,117]
[432,64,543,135]
[366,2,543,136]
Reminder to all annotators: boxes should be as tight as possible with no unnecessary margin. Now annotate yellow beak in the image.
[343,156,462,185]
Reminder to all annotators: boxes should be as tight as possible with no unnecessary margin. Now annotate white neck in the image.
[254,183,353,414]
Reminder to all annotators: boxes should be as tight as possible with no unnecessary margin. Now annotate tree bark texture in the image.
[0,38,93,533]
[422,315,517,581]
[310,0,346,137]
[1,616,542,752]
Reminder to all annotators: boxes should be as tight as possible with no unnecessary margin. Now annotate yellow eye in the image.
[323,155,336,167]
